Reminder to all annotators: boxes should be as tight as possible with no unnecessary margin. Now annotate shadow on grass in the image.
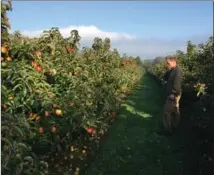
[85,74,198,175]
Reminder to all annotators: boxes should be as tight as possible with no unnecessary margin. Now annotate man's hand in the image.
[169,94,175,100]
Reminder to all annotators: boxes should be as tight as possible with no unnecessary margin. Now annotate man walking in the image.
[158,56,182,136]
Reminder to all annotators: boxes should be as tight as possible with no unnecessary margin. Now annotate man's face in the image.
[166,59,175,69]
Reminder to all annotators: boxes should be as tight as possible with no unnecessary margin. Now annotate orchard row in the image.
[1,1,144,174]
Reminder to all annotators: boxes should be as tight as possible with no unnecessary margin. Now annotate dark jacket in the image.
[165,66,182,97]
[163,69,171,82]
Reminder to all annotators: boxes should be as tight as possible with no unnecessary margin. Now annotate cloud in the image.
[21,25,135,40]
[18,25,211,59]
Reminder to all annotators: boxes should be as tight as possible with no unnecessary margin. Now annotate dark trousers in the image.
[163,95,181,133]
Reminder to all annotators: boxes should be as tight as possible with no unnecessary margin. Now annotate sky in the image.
[7,1,213,59]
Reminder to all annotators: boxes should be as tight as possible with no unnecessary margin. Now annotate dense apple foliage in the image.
[1,1,143,174]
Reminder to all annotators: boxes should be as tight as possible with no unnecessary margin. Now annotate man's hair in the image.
[166,56,177,62]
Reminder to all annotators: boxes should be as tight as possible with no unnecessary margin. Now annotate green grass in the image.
[85,74,196,175]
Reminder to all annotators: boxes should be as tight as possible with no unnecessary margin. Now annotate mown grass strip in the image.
[86,74,195,175]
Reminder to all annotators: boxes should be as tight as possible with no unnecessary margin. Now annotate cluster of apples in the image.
[32,60,43,72]
[39,124,57,134]
[67,47,73,53]
[86,127,96,135]
[66,112,117,174]
[37,104,63,134]
[85,111,116,135]
[1,46,13,68]
[1,104,7,111]
[123,60,130,65]
[31,50,43,72]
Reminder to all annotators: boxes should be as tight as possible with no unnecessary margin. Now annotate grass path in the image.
[85,74,195,175]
